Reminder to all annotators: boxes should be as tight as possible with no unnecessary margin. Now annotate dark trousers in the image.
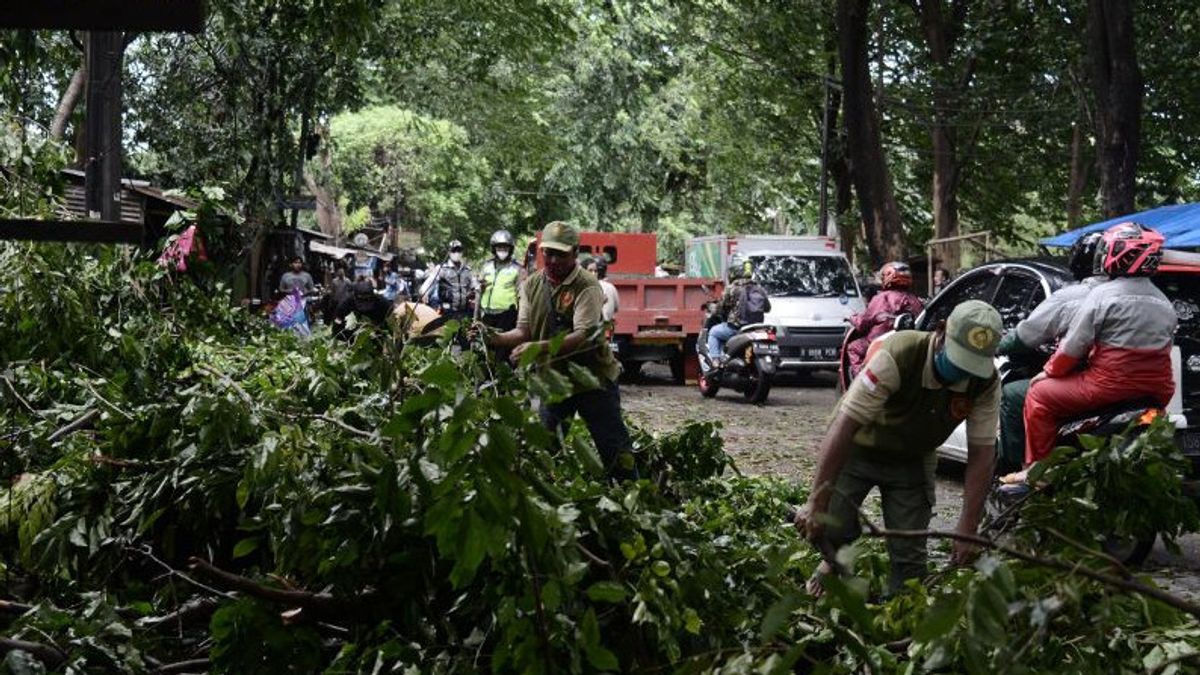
[481,308,518,331]
[539,381,636,479]
[998,379,1031,475]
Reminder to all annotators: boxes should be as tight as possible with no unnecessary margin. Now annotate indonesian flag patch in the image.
[861,368,879,392]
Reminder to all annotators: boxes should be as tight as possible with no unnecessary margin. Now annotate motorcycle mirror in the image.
[893,313,915,331]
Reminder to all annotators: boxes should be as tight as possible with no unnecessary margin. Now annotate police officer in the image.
[479,230,524,331]
[486,221,634,478]
[423,240,478,320]
[796,300,1002,594]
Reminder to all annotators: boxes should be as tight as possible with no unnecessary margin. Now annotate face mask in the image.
[495,249,510,261]
[934,349,971,384]
[449,252,463,263]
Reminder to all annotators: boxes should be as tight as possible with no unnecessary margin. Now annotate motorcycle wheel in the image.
[698,371,720,398]
[745,356,772,404]
[1102,533,1157,567]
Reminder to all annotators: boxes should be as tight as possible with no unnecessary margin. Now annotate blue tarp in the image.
[1040,203,1200,248]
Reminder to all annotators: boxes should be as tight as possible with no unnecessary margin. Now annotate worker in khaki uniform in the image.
[796,300,1002,593]
[486,222,634,479]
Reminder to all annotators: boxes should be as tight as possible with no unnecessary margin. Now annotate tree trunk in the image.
[911,0,970,271]
[1066,121,1091,229]
[838,0,905,267]
[304,125,343,240]
[49,66,86,143]
[1087,0,1142,218]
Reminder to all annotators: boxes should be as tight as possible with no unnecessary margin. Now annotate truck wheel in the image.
[1103,532,1157,567]
[620,360,643,382]
[669,355,686,386]
[698,372,720,398]
[746,358,772,404]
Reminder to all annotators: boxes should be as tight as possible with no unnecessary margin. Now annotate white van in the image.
[686,235,865,372]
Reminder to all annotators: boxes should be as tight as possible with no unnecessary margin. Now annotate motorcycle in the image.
[837,313,916,392]
[696,319,780,404]
[985,344,1166,565]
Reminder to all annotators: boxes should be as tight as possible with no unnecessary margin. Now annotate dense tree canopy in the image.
[3,0,1200,265]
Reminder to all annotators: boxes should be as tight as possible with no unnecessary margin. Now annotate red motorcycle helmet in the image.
[879,261,914,290]
[1099,222,1164,277]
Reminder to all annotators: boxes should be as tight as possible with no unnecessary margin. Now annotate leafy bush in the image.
[2,242,1200,673]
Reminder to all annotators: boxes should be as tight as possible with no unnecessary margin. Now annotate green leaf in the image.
[586,581,627,603]
[760,593,801,641]
[914,595,963,643]
[419,361,460,388]
[232,537,260,559]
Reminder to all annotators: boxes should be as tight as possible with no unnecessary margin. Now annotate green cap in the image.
[944,300,1002,378]
[540,221,579,252]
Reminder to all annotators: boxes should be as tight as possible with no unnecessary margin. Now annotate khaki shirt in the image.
[840,336,1000,447]
[517,266,621,383]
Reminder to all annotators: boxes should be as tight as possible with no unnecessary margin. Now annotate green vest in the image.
[850,331,995,459]
[525,269,622,385]
[481,260,521,312]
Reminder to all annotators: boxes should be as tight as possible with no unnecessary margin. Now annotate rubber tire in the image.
[620,360,643,383]
[669,355,686,386]
[1103,532,1157,567]
[746,358,772,404]
[699,372,720,398]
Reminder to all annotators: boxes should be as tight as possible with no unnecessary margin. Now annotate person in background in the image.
[585,256,619,323]
[422,240,479,320]
[279,256,314,295]
[324,263,354,324]
[479,229,524,331]
[1015,222,1177,481]
[796,301,1002,594]
[382,260,409,303]
[332,278,392,341]
[845,262,924,378]
[991,232,1104,475]
[485,222,635,479]
[931,267,951,296]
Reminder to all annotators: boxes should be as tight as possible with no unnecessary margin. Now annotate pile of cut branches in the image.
[2,242,1200,674]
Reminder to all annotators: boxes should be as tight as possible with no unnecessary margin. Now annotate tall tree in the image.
[838,0,905,265]
[1087,0,1142,218]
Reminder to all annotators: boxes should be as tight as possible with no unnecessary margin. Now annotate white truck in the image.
[686,235,865,372]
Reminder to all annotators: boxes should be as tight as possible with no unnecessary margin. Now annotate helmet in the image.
[448,239,464,252]
[489,230,514,249]
[352,232,369,247]
[1099,222,1164,277]
[728,254,752,281]
[1068,232,1104,281]
[593,257,608,279]
[879,261,913,290]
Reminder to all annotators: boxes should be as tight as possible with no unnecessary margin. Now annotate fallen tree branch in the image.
[1,375,41,418]
[188,558,379,618]
[154,657,210,674]
[129,545,237,600]
[0,636,66,666]
[302,413,376,441]
[136,598,219,631]
[0,599,34,614]
[858,519,1200,621]
[194,364,254,407]
[81,380,133,419]
[47,408,99,443]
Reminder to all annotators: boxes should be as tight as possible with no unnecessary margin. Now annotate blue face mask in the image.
[934,349,971,384]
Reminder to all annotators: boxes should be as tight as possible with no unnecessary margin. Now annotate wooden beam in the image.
[0,1,206,32]
[0,219,144,245]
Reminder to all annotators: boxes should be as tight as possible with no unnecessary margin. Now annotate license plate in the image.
[745,331,771,341]
[1178,429,1200,454]
[802,347,839,360]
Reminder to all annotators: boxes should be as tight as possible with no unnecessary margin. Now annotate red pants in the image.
[1023,346,1173,465]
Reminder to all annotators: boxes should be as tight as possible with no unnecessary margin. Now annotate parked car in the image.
[910,260,1197,467]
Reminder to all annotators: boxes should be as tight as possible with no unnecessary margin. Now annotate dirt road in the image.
[622,366,1200,597]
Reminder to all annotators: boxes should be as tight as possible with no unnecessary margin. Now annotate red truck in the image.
[525,232,722,383]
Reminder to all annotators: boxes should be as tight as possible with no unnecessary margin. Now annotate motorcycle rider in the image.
[796,300,1003,594]
[1019,222,1177,476]
[422,239,478,320]
[706,256,771,365]
[992,232,1104,475]
[479,230,524,331]
[845,262,924,378]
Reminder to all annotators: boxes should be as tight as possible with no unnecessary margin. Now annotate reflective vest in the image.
[481,260,521,312]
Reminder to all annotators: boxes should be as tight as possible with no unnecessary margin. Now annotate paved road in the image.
[621,365,1200,597]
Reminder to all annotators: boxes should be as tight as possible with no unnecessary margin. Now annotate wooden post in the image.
[84,31,123,221]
